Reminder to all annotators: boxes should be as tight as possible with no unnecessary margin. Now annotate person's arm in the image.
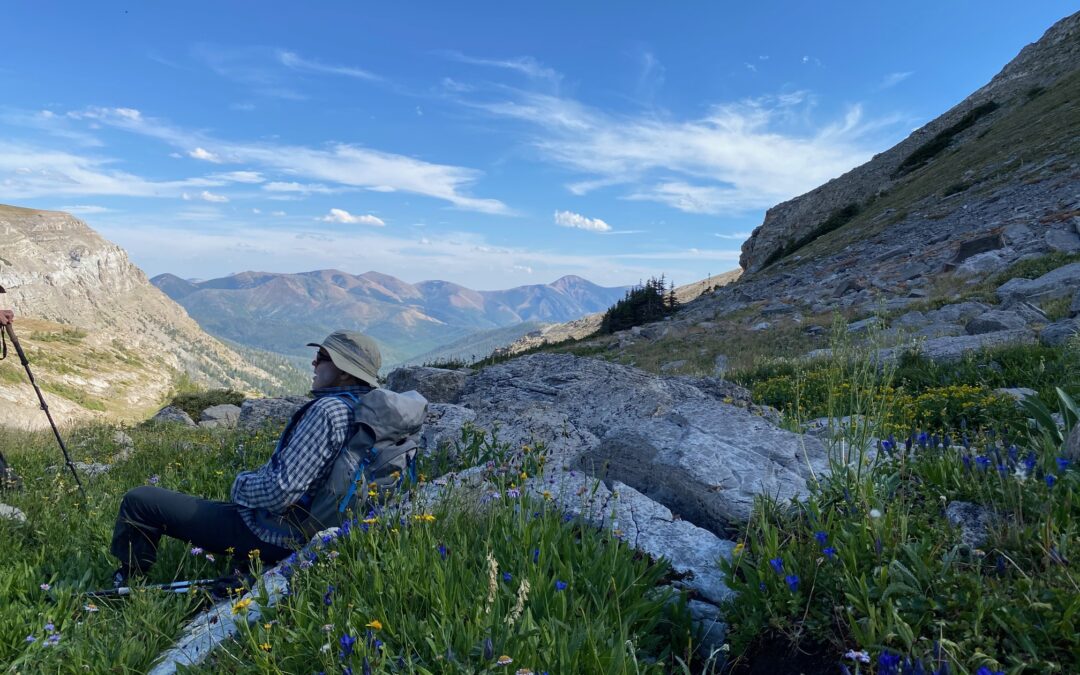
[0,310,12,326]
[231,399,349,512]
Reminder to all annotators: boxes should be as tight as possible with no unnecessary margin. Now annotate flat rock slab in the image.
[455,354,829,532]
[385,366,469,404]
[997,262,1080,303]
[879,329,1036,364]
[199,404,241,428]
[0,502,26,523]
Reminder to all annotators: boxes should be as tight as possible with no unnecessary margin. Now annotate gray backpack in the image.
[255,388,428,542]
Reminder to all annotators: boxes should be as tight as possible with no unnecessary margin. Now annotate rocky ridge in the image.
[0,204,289,428]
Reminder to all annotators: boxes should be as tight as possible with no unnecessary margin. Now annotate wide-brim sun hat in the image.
[307,330,381,387]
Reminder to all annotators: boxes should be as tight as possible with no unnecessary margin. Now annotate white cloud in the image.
[213,170,264,183]
[0,141,221,199]
[69,107,510,214]
[454,87,897,215]
[263,181,336,194]
[189,147,222,162]
[199,190,229,203]
[320,208,385,226]
[714,231,752,240]
[277,50,381,81]
[252,208,262,214]
[554,210,611,232]
[271,210,287,217]
[443,51,561,86]
[877,71,913,90]
[59,204,112,214]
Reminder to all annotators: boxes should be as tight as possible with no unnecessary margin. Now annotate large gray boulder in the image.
[385,366,469,404]
[199,404,242,429]
[880,329,1036,364]
[1065,422,1080,462]
[1040,318,1080,347]
[237,396,310,432]
[452,354,829,532]
[150,406,196,427]
[0,503,26,523]
[996,262,1080,303]
[965,310,1028,335]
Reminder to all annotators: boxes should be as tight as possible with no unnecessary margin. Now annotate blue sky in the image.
[0,2,1071,289]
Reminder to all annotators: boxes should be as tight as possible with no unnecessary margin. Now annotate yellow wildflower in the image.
[362,517,378,525]
[366,619,383,630]
[231,598,253,614]
[733,541,746,554]
[368,489,378,497]
[259,642,272,652]
[497,655,514,666]
[412,513,436,523]
[519,471,528,480]
[248,549,260,559]
[542,490,552,500]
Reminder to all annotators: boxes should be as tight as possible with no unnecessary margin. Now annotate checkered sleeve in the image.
[231,398,351,512]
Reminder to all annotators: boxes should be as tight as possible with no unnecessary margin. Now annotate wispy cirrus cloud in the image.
[876,71,913,90]
[30,106,510,214]
[448,71,900,215]
[441,51,562,88]
[277,50,381,81]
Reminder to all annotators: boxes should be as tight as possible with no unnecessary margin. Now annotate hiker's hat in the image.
[307,330,381,387]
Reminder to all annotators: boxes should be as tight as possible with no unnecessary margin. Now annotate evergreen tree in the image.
[599,275,678,334]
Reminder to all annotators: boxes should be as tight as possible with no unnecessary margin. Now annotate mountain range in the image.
[151,270,629,366]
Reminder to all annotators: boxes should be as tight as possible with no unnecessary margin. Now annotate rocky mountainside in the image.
[152,270,628,366]
[0,205,297,429]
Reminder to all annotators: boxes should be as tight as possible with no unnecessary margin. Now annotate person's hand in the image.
[0,310,12,326]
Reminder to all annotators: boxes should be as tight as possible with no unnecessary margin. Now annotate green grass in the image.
[721,326,1080,673]
[0,422,697,673]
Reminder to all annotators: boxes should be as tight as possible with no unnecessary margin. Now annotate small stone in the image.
[750,321,771,331]
[660,360,688,373]
[965,310,1027,335]
[1045,229,1080,253]
[945,501,996,549]
[951,233,1004,263]
[994,387,1037,401]
[1039,318,1080,347]
[0,503,26,523]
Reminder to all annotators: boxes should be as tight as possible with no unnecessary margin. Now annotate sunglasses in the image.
[315,350,333,364]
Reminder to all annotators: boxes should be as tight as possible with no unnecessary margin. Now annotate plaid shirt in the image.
[232,385,369,547]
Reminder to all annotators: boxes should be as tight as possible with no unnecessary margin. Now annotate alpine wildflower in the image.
[823,546,838,560]
[259,642,272,652]
[503,572,513,583]
[231,598,253,614]
[190,546,204,556]
[784,574,800,592]
[975,667,1004,675]
[497,655,514,666]
[39,583,50,591]
[768,557,784,574]
[814,530,828,546]
[844,650,871,663]
[323,585,335,606]
[365,619,382,631]
[437,543,449,560]
[339,633,356,659]
[1057,457,1071,472]
[1046,474,1057,488]
[555,580,567,591]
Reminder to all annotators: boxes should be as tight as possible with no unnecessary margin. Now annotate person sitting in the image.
[109,330,382,585]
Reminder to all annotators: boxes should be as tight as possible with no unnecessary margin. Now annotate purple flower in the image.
[768,557,784,574]
[975,456,991,471]
[46,633,61,646]
[814,531,828,546]
[1046,474,1057,488]
[555,580,567,591]
[784,574,799,592]
[44,623,54,633]
[506,488,521,498]
[148,474,160,485]
[1024,452,1037,471]
[975,667,1004,675]
[533,548,540,564]
[190,547,204,556]
[823,546,837,560]
[323,584,334,606]
[437,543,448,560]
[25,635,36,643]
[1057,457,1071,472]
[339,633,356,659]
[502,572,512,583]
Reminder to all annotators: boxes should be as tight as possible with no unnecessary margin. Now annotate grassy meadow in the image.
[1,322,1078,674]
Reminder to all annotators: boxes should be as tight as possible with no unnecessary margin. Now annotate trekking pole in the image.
[0,293,86,499]
[86,575,252,599]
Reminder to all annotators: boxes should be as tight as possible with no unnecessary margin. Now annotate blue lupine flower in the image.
[878,651,901,675]
[784,574,799,592]
[1046,474,1057,488]
[1057,457,1071,471]
[768,557,784,574]
[502,572,512,583]
[975,456,991,471]
[1024,452,1037,471]
[823,546,837,560]
[918,431,929,448]
[814,531,828,546]
[339,633,356,659]
[555,580,567,591]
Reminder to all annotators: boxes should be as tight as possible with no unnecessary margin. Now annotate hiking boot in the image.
[111,568,130,589]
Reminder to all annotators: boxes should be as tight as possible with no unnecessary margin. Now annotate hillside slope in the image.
[0,205,298,429]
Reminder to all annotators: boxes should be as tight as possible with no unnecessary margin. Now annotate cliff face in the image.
[740,11,1080,274]
[0,205,288,429]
